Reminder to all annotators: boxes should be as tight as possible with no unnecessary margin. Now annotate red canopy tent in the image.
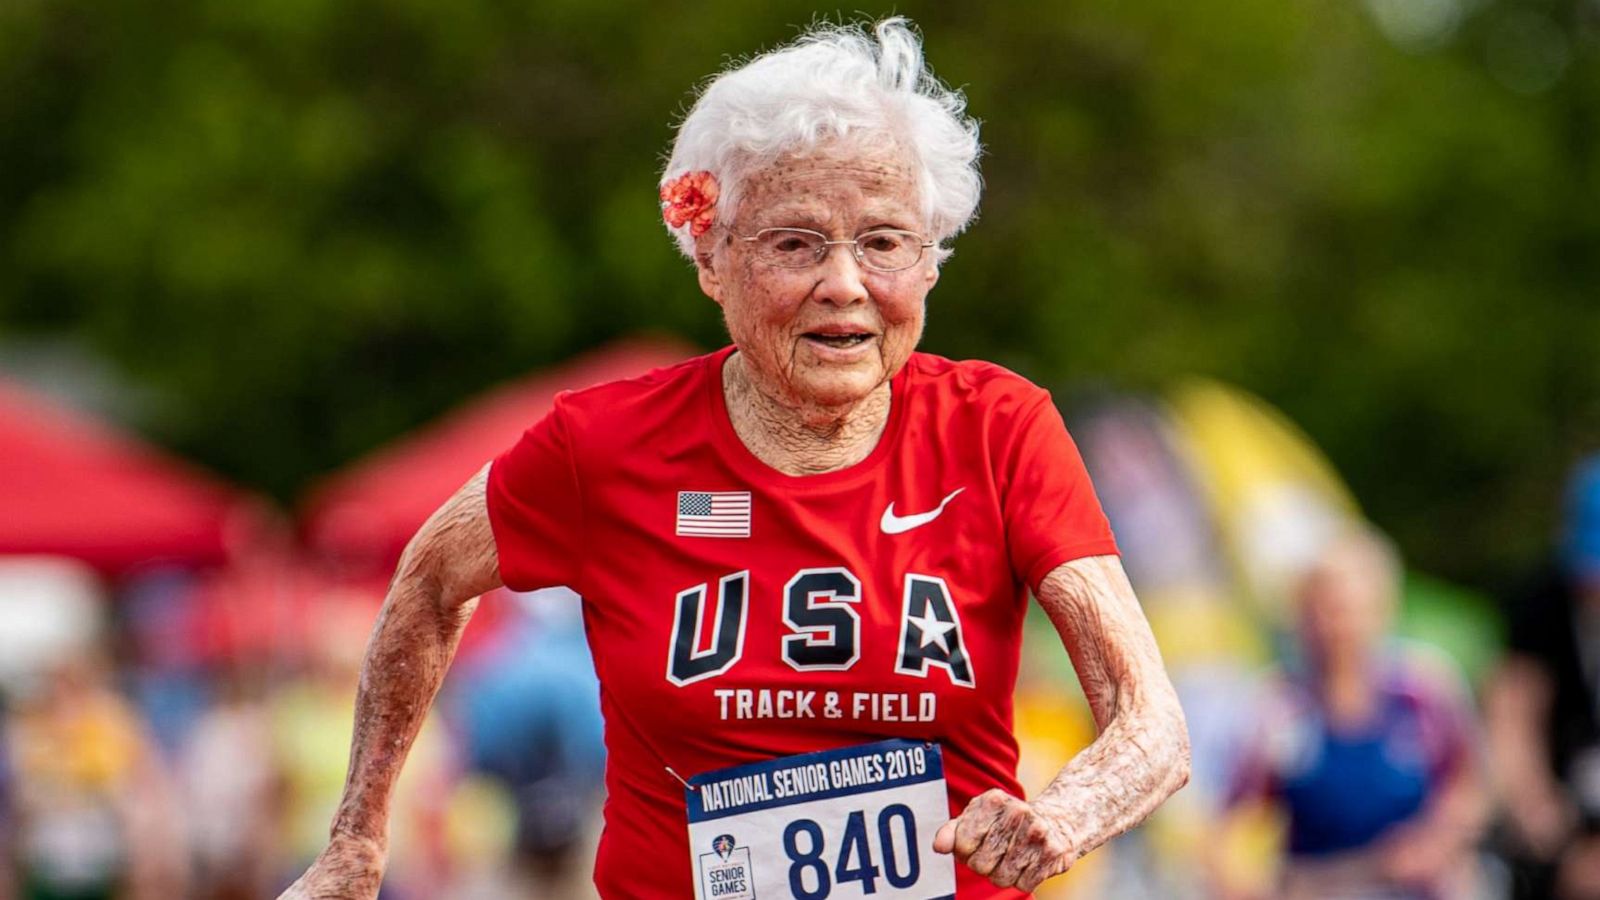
[180,554,382,664]
[304,337,696,570]
[0,380,255,576]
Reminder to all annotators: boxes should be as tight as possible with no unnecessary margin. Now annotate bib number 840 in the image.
[784,803,920,899]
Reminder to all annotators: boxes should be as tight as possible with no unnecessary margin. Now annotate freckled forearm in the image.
[329,577,477,847]
[1034,557,1191,859]
[1034,690,1189,856]
[327,469,498,851]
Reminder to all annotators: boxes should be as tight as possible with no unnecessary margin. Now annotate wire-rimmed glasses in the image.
[733,226,935,273]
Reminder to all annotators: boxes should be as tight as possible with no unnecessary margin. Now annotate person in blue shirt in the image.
[1216,527,1487,899]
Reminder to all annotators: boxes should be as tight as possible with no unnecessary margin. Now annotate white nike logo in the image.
[880,488,965,535]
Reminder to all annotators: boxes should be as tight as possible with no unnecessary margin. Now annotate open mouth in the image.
[805,332,873,349]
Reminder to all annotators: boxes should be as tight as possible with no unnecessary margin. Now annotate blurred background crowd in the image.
[1,0,1597,897]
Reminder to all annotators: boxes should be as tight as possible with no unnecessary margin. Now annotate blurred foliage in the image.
[1,0,1597,588]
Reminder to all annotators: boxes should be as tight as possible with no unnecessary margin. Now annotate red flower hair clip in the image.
[660,170,720,238]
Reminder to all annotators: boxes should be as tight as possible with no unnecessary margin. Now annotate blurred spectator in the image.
[1213,528,1487,899]
[5,654,187,900]
[448,589,605,894]
[1487,455,1600,899]
[118,570,212,757]
[179,665,282,900]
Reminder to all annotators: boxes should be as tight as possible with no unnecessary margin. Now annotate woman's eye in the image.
[863,234,903,252]
[773,237,811,253]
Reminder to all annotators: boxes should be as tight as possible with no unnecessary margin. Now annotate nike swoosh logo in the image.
[880,488,965,535]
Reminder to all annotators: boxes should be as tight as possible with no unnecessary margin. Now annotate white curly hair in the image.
[660,17,983,263]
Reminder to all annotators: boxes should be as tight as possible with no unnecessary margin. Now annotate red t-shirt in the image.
[487,346,1118,898]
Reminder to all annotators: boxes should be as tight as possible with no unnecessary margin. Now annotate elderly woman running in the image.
[283,18,1188,899]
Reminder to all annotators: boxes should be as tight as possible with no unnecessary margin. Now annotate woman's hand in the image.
[277,836,386,900]
[933,789,1080,892]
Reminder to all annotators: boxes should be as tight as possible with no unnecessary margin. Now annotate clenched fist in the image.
[933,789,1080,893]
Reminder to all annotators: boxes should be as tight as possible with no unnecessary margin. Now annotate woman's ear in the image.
[696,243,725,306]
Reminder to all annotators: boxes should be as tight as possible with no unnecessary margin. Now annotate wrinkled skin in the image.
[934,555,1190,892]
[276,467,498,900]
[277,836,385,900]
[696,138,938,473]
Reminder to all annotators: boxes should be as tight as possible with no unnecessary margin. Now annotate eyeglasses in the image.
[733,227,936,273]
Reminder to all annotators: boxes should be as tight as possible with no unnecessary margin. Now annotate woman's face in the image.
[1297,541,1394,665]
[696,140,939,410]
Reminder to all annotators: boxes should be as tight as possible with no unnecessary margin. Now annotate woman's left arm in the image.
[934,553,1190,892]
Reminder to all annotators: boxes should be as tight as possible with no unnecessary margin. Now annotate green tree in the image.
[1,0,1595,586]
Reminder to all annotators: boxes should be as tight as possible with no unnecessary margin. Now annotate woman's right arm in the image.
[279,464,503,900]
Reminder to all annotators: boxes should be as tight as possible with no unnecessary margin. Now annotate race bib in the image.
[685,739,956,900]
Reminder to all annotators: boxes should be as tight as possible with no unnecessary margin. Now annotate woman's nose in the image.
[812,242,869,306]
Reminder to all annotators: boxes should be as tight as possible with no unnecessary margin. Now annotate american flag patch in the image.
[676,491,751,538]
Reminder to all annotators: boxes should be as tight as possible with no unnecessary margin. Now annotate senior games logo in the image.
[699,833,755,899]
